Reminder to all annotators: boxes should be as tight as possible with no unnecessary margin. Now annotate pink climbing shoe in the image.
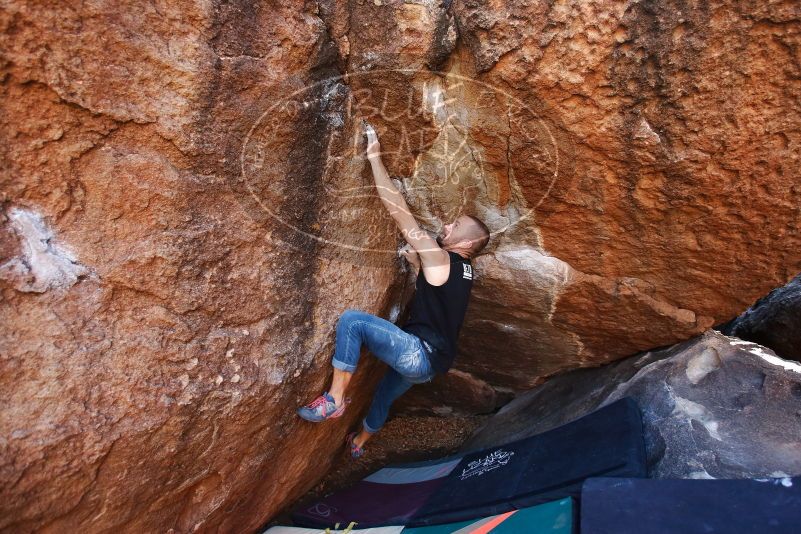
[297,391,350,422]
[346,431,366,459]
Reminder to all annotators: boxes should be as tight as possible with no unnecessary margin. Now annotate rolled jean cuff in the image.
[332,358,357,373]
[362,417,380,434]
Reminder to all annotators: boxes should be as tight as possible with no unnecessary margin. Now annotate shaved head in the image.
[437,215,490,258]
[462,215,490,256]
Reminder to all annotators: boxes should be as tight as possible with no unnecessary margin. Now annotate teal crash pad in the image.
[401,497,575,533]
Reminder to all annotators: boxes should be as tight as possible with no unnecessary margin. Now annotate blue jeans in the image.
[331,309,436,433]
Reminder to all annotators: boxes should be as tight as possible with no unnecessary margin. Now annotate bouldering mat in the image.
[408,397,645,526]
[263,526,404,533]
[293,398,644,529]
[401,497,575,534]
[581,476,801,534]
[291,454,464,528]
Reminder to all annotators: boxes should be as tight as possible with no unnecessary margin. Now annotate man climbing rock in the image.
[297,121,491,459]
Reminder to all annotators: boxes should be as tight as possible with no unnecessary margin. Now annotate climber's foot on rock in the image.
[296,391,350,422]
[346,431,366,459]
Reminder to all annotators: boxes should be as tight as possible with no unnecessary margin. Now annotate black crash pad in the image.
[408,397,646,526]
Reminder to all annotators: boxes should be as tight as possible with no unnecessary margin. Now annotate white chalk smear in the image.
[672,395,723,441]
[0,207,87,292]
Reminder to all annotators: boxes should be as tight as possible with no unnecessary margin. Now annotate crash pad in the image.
[293,398,644,529]
[263,526,404,534]
[401,497,575,534]
[291,454,463,528]
[581,477,801,534]
[409,397,645,526]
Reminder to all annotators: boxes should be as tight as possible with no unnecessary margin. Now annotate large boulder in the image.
[449,0,801,386]
[0,2,411,532]
[462,330,801,479]
[2,0,801,531]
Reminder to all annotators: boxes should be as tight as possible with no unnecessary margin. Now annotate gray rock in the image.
[461,330,801,480]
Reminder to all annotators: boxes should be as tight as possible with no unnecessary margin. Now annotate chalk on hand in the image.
[362,119,376,137]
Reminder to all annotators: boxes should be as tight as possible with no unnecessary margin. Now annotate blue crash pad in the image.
[581,476,801,534]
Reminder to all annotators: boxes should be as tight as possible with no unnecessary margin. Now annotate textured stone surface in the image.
[393,367,511,416]
[450,0,801,387]
[0,2,408,533]
[2,0,801,531]
[719,272,801,361]
[463,330,801,479]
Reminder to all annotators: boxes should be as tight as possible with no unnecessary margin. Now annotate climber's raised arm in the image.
[364,122,450,285]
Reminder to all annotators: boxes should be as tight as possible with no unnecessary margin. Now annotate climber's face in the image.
[436,216,473,248]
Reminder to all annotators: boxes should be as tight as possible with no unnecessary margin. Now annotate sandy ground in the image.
[264,413,488,530]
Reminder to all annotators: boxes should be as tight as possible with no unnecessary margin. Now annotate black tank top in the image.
[401,250,474,374]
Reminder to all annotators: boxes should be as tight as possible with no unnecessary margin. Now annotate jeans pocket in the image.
[396,339,432,380]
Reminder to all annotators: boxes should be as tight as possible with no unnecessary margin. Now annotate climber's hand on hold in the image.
[363,119,381,160]
[399,243,419,261]
[399,243,421,274]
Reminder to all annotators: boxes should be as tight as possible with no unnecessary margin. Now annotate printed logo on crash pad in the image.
[463,264,473,280]
[459,449,515,480]
[307,503,338,517]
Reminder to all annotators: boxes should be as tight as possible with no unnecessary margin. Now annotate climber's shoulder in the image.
[419,249,450,286]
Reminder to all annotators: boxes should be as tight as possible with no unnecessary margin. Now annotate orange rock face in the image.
[1,0,800,531]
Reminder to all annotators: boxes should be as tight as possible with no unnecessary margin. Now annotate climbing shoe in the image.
[346,431,366,459]
[296,391,349,422]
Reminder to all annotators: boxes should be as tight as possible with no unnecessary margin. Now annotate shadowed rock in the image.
[719,272,801,362]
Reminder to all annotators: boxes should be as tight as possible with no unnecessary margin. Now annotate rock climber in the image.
[296,120,491,459]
